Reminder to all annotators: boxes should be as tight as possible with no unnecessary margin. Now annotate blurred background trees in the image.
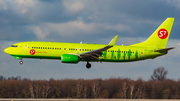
[0,67,179,99]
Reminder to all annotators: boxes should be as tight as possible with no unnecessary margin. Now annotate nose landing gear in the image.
[86,61,91,69]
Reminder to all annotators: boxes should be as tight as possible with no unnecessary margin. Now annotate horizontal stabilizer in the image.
[154,47,175,53]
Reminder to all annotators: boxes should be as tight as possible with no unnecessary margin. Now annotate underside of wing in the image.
[79,45,112,61]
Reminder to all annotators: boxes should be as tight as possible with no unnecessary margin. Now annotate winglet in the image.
[108,35,118,46]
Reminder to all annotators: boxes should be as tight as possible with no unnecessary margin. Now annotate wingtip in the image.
[108,35,118,46]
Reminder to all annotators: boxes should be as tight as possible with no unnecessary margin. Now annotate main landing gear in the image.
[86,61,91,69]
[19,60,23,65]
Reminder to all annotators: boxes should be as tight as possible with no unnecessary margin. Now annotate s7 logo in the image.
[158,29,168,39]
[30,49,35,55]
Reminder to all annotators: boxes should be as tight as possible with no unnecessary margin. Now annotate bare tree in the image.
[35,83,40,98]
[162,88,170,99]
[92,80,101,98]
[122,81,128,99]
[29,83,34,98]
[76,83,83,98]
[116,81,129,99]
[134,78,144,99]
[151,67,168,81]
[129,82,134,99]
[83,83,87,98]
[42,82,52,98]
[30,81,52,98]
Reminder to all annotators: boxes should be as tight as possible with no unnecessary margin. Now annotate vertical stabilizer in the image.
[130,17,174,49]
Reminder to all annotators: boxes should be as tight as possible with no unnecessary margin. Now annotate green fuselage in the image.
[4,41,166,62]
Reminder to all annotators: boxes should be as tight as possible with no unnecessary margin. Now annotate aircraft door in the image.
[23,43,29,52]
[140,49,144,57]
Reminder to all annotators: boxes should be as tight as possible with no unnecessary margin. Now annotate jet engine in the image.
[61,54,79,63]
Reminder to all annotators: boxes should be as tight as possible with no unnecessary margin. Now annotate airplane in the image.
[4,17,175,69]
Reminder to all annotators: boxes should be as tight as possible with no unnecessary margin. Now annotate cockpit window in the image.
[11,45,18,47]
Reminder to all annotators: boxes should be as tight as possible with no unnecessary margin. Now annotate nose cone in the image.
[4,47,10,54]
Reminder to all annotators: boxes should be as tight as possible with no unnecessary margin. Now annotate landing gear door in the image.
[23,43,28,52]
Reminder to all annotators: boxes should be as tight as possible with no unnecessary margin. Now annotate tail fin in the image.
[130,17,174,49]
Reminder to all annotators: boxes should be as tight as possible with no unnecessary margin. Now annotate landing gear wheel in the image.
[86,62,91,69]
[19,61,23,65]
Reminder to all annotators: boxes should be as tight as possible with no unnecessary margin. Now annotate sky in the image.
[0,0,180,81]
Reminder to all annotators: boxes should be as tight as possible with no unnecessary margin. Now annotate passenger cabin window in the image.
[11,45,18,47]
[31,46,63,50]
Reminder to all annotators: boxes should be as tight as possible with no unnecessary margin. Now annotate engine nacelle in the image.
[61,54,79,63]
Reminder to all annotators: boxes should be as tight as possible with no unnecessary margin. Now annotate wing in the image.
[79,35,118,61]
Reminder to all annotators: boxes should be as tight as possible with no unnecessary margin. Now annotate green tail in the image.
[130,17,174,49]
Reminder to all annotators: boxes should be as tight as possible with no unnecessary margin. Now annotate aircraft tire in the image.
[19,61,23,65]
[86,62,91,69]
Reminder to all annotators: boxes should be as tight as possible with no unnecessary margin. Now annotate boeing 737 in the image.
[4,17,175,69]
